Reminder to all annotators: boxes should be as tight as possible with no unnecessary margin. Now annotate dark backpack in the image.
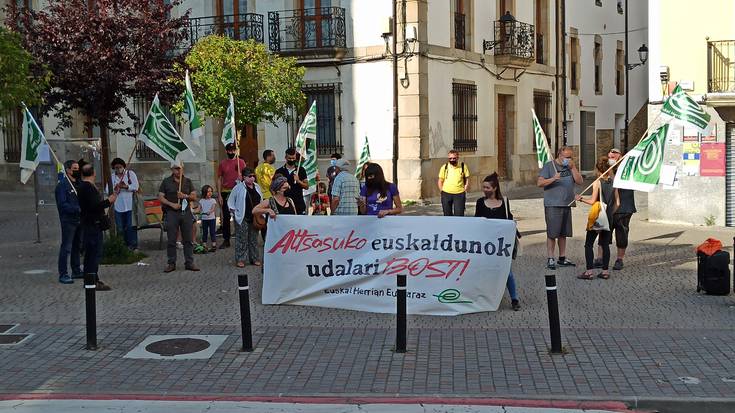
[443,162,467,184]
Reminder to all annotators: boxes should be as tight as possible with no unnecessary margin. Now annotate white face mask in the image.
[608,159,616,166]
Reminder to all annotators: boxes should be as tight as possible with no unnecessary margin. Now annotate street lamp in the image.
[623,42,648,151]
[483,11,515,54]
[626,44,648,70]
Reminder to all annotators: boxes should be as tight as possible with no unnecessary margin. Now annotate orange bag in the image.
[696,238,723,256]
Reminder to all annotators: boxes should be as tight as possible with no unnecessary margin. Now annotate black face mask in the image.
[226,153,236,159]
[72,171,81,180]
[449,160,458,166]
[287,159,296,166]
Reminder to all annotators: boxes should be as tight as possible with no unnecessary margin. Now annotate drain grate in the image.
[145,338,210,356]
[0,334,30,345]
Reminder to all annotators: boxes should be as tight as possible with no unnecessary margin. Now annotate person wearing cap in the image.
[216,143,247,248]
[158,163,199,273]
[108,158,139,251]
[227,167,263,267]
[330,159,360,216]
[275,147,309,215]
[595,147,636,270]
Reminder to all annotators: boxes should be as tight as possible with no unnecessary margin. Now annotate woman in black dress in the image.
[474,173,520,311]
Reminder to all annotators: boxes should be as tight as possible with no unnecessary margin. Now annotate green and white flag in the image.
[355,135,371,178]
[138,94,193,165]
[19,105,45,184]
[661,84,711,134]
[183,70,204,143]
[532,109,553,169]
[221,93,236,147]
[296,101,318,192]
[613,124,668,192]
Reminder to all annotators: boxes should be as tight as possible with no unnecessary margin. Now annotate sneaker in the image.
[220,239,231,249]
[176,241,183,250]
[95,281,111,291]
[593,258,603,269]
[58,275,74,284]
[557,258,576,267]
[546,258,556,270]
[511,299,521,311]
[613,259,624,270]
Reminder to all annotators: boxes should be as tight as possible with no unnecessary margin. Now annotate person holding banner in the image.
[253,175,297,219]
[55,160,82,284]
[358,163,402,217]
[575,156,620,280]
[538,146,583,270]
[228,168,263,268]
[158,163,199,273]
[475,173,521,311]
[275,148,309,215]
[216,143,247,248]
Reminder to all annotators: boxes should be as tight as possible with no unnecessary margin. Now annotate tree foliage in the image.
[0,26,49,112]
[179,36,306,129]
[8,0,190,134]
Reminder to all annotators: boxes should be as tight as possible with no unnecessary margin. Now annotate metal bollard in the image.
[83,273,97,350]
[395,274,407,353]
[238,274,254,352]
[545,274,563,354]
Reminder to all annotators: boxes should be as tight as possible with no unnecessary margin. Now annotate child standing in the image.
[310,181,330,215]
[199,185,218,252]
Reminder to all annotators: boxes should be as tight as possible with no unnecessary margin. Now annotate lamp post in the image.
[624,0,648,151]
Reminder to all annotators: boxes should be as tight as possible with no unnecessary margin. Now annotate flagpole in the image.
[567,111,666,206]
[33,167,41,244]
[178,161,184,206]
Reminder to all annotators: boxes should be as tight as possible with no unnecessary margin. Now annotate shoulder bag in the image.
[591,184,610,232]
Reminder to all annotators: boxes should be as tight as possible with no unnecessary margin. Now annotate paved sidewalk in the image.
[1,190,735,410]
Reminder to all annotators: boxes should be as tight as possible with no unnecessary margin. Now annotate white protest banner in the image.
[262,216,516,316]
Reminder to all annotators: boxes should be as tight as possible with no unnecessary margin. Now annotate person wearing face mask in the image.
[537,146,583,270]
[228,168,263,268]
[216,143,247,248]
[255,149,276,199]
[55,160,82,284]
[107,158,139,251]
[438,150,470,216]
[358,163,402,217]
[326,153,342,204]
[275,147,309,215]
[594,148,636,270]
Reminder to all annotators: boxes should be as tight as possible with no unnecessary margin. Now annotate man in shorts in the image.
[595,148,635,270]
[537,146,583,270]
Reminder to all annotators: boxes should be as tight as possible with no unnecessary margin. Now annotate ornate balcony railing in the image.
[708,40,735,93]
[187,13,264,47]
[493,19,535,67]
[454,12,466,50]
[268,7,347,57]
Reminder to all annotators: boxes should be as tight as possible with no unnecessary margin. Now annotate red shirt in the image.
[217,158,246,190]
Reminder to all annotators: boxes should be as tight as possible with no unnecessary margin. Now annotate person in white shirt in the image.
[198,185,218,252]
[110,158,139,250]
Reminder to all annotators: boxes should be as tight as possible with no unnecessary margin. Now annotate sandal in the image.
[236,262,246,268]
[597,272,610,280]
[251,261,262,267]
[577,271,595,280]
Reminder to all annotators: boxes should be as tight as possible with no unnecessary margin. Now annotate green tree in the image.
[0,26,49,112]
[178,36,305,130]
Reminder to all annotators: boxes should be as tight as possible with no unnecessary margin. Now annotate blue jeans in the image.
[58,218,82,277]
[114,210,138,249]
[506,269,518,301]
[201,219,216,244]
[82,225,103,282]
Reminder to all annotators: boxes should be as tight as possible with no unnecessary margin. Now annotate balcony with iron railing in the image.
[268,7,347,58]
[493,19,535,67]
[454,12,466,50]
[708,40,735,93]
[186,13,264,47]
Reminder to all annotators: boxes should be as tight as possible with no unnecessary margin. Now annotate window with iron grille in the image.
[616,42,624,95]
[288,83,342,157]
[452,82,477,152]
[1,107,23,163]
[533,91,552,150]
[132,97,182,161]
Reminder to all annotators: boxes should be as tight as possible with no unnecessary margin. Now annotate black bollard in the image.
[395,274,407,353]
[238,274,254,352]
[545,274,563,354]
[83,273,97,350]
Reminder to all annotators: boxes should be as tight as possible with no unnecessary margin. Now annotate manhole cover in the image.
[0,334,29,345]
[0,325,16,334]
[145,338,210,356]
